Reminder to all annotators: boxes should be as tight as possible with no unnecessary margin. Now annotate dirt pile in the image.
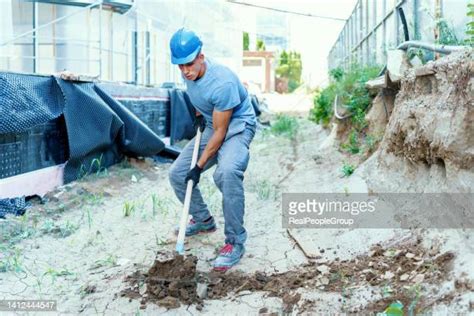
[121,237,463,313]
[121,254,201,309]
[382,50,473,169]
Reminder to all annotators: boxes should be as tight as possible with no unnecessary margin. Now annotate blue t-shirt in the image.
[184,59,256,140]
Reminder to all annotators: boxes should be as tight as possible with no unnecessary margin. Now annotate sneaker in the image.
[174,216,216,237]
[213,243,245,271]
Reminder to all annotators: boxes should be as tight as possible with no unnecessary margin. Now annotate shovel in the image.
[175,127,203,255]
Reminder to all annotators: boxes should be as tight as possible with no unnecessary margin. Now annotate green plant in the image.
[406,284,422,314]
[43,267,74,284]
[423,6,461,45]
[352,107,368,131]
[271,114,299,138]
[364,134,380,153]
[250,179,274,201]
[86,208,93,229]
[39,220,77,238]
[341,163,355,177]
[309,84,336,125]
[151,194,173,219]
[341,130,360,154]
[154,234,168,246]
[256,39,266,51]
[329,67,344,81]
[310,64,380,127]
[0,215,36,245]
[341,65,380,124]
[78,154,108,180]
[256,180,272,200]
[84,192,104,206]
[94,254,117,267]
[243,32,249,51]
[60,221,78,237]
[276,50,303,92]
[123,201,135,217]
[436,19,460,45]
[0,247,23,273]
[382,300,404,315]
[466,3,474,46]
[151,194,159,218]
[407,47,426,64]
[118,158,132,169]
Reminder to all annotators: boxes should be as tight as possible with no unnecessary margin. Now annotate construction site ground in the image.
[1,92,473,315]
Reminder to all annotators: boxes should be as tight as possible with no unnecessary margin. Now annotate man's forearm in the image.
[197,130,226,168]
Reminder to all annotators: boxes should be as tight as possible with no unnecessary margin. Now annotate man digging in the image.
[168,28,257,271]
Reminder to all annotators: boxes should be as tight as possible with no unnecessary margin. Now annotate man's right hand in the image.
[194,115,206,132]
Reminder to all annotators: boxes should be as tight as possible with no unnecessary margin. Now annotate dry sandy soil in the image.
[0,93,473,315]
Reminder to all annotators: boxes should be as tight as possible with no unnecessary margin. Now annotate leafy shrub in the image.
[341,129,360,154]
[341,163,355,177]
[309,84,336,126]
[271,114,299,138]
[310,64,380,127]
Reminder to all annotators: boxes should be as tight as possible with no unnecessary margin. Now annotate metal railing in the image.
[327,0,470,70]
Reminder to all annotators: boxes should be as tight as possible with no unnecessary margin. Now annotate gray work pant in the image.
[169,123,256,245]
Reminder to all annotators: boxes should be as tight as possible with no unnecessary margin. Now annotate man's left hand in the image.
[194,115,206,132]
[185,165,203,187]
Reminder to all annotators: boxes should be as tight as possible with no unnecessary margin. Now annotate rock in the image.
[383,271,395,280]
[158,296,180,309]
[414,66,435,76]
[131,175,138,183]
[139,284,147,296]
[410,55,424,68]
[196,283,208,299]
[405,252,415,259]
[117,258,130,266]
[366,271,376,281]
[379,262,390,269]
[412,274,425,283]
[317,264,329,274]
[366,75,387,90]
[320,277,330,285]
[400,274,410,281]
[387,49,411,82]
[366,92,394,137]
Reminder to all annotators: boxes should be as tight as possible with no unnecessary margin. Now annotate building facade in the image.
[0,0,242,85]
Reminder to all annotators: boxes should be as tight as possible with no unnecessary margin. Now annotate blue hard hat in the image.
[169,28,203,65]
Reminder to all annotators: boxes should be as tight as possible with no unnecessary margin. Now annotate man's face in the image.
[178,53,205,81]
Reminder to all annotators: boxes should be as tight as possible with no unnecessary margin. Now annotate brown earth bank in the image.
[383,50,474,170]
